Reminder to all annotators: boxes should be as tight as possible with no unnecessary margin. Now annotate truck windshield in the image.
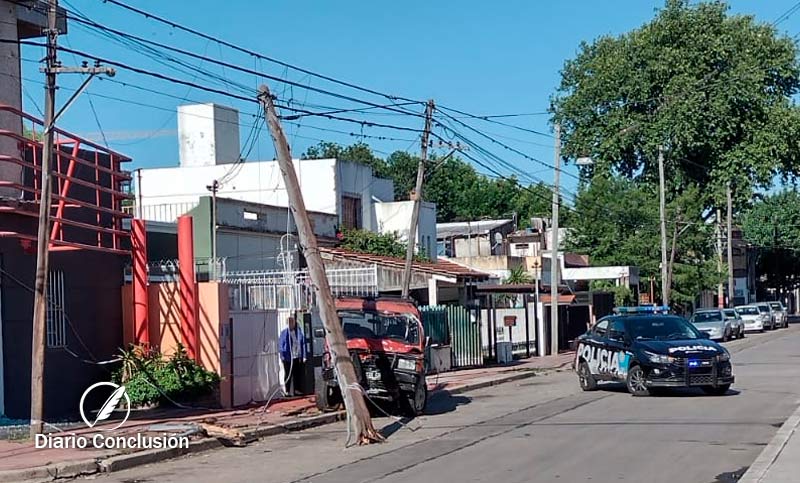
[627,316,701,341]
[339,311,420,344]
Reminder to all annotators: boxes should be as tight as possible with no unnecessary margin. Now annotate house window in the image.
[341,194,362,230]
[46,270,67,349]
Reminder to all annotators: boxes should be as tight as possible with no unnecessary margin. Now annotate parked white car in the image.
[736,305,765,332]
[755,303,777,330]
[768,301,789,328]
[690,309,734,342]
[723,308,746,338]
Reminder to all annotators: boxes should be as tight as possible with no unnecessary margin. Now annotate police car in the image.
[574,306,734,396]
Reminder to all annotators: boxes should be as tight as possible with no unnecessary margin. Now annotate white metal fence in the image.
[123,201,200,222]
[224,265,378,311]
[46,270,67,348]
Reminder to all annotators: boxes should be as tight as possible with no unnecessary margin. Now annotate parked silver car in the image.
[723,308,745,338]
[736,305,765,332]
[768,301,788,328]
[690,309,734,342]
[755,303,777,330]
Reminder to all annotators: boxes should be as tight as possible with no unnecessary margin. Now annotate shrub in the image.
[113,344,220,408]
[339,228,429,261]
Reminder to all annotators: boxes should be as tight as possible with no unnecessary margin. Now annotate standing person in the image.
[279,316,307,396]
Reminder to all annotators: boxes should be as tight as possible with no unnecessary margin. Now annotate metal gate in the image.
[420,305,483,369]
[230,310,282,406]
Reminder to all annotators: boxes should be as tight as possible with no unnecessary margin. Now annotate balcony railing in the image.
[123,201,199,223]
[0,105,132,254]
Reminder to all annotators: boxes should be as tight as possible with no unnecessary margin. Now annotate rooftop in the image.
[436,219,513,239]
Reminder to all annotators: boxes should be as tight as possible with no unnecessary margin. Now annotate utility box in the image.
[496,341,513,364]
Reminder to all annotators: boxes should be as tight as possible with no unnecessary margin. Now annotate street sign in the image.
[503,315,517,327]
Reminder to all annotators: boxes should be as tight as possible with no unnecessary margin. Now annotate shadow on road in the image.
[424,391,472,416]
[596,383,741,398]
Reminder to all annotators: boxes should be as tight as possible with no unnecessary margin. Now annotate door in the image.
[606,319,632,381]
[231,310,281,406]
[575,319,610,379]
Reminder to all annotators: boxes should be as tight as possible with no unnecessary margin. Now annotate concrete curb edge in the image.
[738,401,800,483]
[3,362,570,481]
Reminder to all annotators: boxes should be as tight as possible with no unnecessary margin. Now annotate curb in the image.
[738,402,800,483]
[0,458,98,483]
[3,363,568,481]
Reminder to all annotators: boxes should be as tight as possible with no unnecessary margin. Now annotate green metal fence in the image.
[420,305,483,369]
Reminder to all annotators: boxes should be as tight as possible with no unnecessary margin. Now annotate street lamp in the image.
[576,157,595,167]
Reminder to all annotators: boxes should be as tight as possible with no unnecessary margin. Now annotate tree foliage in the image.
[338,228,428,261]
[552,0,800,208]
[741,191,800,293]
[302,141,554,224]
[568,175,720,308]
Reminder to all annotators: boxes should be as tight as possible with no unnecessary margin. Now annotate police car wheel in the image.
[701,384,730,396]
[578,362,597,391]
[626,365,650,396]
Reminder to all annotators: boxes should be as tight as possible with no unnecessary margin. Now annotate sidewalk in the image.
[0,352,573,482]
[739,401,800,483]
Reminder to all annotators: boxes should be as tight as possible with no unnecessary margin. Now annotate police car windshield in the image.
[626,316,701,341]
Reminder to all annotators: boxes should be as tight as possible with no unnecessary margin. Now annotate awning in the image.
[539,294,576,304]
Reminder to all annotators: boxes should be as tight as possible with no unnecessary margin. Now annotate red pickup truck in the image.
[315,297,428,416]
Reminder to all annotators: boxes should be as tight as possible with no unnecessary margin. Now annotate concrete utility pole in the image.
[727,182,734,307]
[658,146,669,307]
[549,124,561,355]
[29,1,114,437]
[207,179,219,279]
[401,100,434,299]
[29,0,59,438]
[717,208,724,309]
[258,85,382,445]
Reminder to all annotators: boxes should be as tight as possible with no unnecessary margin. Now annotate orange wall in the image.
[121,281,232,407]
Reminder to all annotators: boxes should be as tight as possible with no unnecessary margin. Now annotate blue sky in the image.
[17,0,800,199]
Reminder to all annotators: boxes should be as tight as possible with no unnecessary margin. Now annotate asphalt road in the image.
[93,325,800,483]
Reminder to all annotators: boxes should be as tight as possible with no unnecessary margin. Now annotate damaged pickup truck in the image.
[315,297,429,416]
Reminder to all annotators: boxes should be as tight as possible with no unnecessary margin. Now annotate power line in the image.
[96,0,420,103]
[773,1,800,26]
[61,11,428,118]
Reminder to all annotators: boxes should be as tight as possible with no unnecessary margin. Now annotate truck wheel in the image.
[402,376,427,417]
[626,365,651,397]
[701,384,731,396]
[578,361,598,391]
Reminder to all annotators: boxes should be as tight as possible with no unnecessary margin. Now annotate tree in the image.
[741,190,800,295]
[568,174,719,309]
[552,0,800,209]
[303,141,556,224]
[302,141,387,176]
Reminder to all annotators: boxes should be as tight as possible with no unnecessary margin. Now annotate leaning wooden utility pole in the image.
[29,0,59,437]
[29,0,115,438]
[258,85,382,445]
[400,100,434,299]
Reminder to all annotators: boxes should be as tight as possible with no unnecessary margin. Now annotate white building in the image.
[375,201,437,259]
[134,103,436,258]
